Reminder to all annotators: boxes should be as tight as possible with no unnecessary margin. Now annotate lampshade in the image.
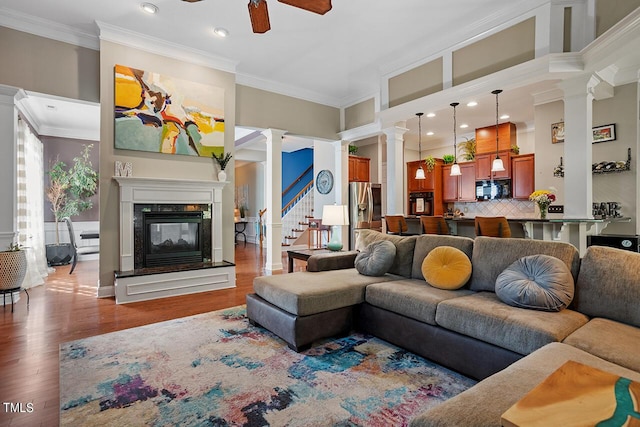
[450,102,461,177]
[321,205,349,226]
[415,112,425,180]
[491,89,504,173]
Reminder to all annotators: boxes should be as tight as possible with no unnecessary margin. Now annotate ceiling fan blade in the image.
[181,0,203,2]
[248,0,271,33]
[277,0,332,15]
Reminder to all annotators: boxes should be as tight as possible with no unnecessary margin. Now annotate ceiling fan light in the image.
[491,157,505,172]
[213,27,229,37]
[450,163,461,176]
[415,166,426,180]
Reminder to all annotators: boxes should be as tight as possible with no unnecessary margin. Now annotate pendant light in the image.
[415,112,426,180]
[450,102,461,176]
[491,89,505,172]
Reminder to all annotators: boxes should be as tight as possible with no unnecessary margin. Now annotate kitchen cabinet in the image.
[475,151,511,180]
[442,162,476,202]
[475,122,517,154]
[348,155,370,182]
[511,153,535,199]
[407,159,439,192]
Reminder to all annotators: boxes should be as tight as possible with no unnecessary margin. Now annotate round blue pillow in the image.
[495,254,574,312]
[355,240,396,277]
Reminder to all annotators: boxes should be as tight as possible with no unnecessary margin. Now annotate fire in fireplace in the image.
[143,211,204,267]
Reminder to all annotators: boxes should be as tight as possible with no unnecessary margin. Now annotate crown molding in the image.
[96,21,238,74]
[235,73,342,108]
[0,7,99,50]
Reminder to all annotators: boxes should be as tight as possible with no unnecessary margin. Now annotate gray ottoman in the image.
[246,268,397,351]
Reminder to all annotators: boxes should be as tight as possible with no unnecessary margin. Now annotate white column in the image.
[383,124,408,215]
[336,140,349,245]
[0,85,21,250]
[263,128,286,272]
[560,75,600,219]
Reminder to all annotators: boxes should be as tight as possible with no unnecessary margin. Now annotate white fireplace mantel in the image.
[112,176,234,304]
[114,176,226,272]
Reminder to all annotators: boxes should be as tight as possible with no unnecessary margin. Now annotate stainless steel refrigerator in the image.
[349,182,382,249]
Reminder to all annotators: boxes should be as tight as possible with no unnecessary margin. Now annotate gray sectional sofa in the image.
[246,230,640,426]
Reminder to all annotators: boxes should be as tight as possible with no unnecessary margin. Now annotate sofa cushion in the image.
[572,245,640,328]
[411,234,474,280]
[563,318,640,373]
[355,229,417,277]
[355,240,396,276]
[435,292,588,355]
[365,279,474,325]
[253,268,398,316]
[495,254,574,311]
[469,237,580,293]
[409,343,640,427]
[422,246,472,290]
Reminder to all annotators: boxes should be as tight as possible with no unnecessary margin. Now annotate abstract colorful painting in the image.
[114,64,224,157]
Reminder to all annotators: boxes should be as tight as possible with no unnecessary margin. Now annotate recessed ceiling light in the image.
[426,131,434,136]
[500,114,510,120]
[467,101,478,107]
[213,27,229,38]
[141,3,159,14]
[426,113,436,118]
[460,124,469,129]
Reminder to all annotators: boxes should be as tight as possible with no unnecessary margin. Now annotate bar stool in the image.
[385,215,409,235]
[420,216,450,235]
[474,216,511,238]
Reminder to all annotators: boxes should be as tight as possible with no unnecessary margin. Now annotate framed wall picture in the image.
[592,124,616,143]
[551,122,564,143]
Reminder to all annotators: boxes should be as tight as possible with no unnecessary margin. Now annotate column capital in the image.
[261,128,287,141]
[559,73,603,98]
[382,124,409,142]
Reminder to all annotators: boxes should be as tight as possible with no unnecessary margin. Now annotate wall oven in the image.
[409,191,433,216]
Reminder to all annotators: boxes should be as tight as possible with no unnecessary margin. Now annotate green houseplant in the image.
[212,151,232,182]
[45,145,98,265]
[442,154,455,164]
[424,155,436,172]
[458,137,476,161]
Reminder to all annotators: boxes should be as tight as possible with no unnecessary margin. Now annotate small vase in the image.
[538,204,548,220]
[217,170,227,182]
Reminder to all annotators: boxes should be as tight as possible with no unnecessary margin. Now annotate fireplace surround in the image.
[113,177,234,304]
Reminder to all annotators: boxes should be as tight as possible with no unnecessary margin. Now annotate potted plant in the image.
[348,145,358,155]
[0,242,28,292]
[45,145,98,266]
[442,154,455,165]
[458,137,476,161]
[424,155,436,172]
[212,151,232,182]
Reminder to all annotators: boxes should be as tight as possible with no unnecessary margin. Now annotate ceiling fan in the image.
[181,0,332,34]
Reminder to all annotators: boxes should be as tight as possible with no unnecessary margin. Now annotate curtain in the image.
[16,117,49,288]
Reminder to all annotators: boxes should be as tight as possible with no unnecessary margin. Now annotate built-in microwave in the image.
[476,180,511,200]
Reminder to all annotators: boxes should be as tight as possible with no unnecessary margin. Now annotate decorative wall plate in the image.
[316,170,333,194]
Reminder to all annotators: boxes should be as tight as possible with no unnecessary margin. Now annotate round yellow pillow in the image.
[421,246,472,290]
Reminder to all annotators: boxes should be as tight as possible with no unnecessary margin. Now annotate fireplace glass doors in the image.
[143,211,204,267]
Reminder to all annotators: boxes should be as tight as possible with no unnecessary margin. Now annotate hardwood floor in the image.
[0,244,301,427]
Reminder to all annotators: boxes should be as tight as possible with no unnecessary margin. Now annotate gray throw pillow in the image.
[495,254,574,312]
[355,240,396,277]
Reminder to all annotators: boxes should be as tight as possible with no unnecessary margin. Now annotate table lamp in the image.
[322,205,349,251]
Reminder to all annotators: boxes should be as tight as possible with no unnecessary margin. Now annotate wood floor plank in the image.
[0,243,299,427]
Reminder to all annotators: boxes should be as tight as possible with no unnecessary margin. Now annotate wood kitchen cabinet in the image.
[407,159,439,192]
[511,153,535,199]
[442,162,476,202]
[348,155,370,182]
[475,122,517,154]
[475,151,511,180]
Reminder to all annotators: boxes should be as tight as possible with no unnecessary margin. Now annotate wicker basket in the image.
[0,250,28,290]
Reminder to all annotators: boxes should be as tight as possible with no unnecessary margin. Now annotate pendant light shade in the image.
[415,112,425,180]
[450,102,461,176]
[491,89,505,172]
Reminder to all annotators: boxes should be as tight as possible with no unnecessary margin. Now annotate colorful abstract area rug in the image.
[60,306,476,426]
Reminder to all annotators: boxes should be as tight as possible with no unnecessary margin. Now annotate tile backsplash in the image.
[453,199,537,218]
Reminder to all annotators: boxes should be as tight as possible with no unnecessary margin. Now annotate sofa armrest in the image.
[306,251,358,272]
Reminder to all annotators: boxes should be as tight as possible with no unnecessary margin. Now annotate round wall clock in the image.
[316,170,334,194]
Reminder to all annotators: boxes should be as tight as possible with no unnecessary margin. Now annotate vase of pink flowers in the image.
[529,189,556,219]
